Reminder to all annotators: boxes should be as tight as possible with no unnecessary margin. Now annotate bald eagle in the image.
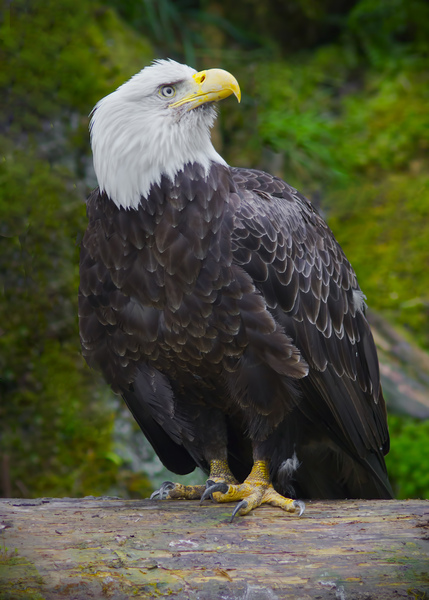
[79,59,393,518]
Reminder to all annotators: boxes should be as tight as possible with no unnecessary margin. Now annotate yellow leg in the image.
[150,458,238,501]
[202,459,305,519]
[207,459,239,485]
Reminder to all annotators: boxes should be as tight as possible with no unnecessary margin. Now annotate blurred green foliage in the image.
[1,0,428,500]
[1,0,153,128]
[327,175,429,348]
[0,0,153,499]
[386,415,429,499]
[0,143,130,498]
[232,5,429,349]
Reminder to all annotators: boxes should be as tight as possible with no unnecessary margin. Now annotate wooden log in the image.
[0,497,428,599]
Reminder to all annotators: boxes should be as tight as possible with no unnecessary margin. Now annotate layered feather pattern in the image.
[79,160,392,498]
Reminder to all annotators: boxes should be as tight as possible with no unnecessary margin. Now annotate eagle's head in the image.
[90,59,241,209]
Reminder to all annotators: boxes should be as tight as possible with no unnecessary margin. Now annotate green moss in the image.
[0,0,154,499]
[386,415,429,499]
[0,139,154,499]
[1,0,153,131]
[0,552,45,599]
[0,144,99,495]
[0,546,19,565]
[229,16,429,352]
[251,58,340,189]
[327,174,429,348]
[332,69,429,176]
[1,0,429,501]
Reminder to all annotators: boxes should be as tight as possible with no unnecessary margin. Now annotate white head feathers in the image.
[90,59,227,210]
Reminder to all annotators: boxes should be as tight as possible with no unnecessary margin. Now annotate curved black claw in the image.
[230,500,248,522]
[150,481,175,500]
[200,481,229,504]
[293,500,306,516]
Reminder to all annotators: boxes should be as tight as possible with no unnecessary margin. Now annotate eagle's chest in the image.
[132,196,224,304]
[118,196,242,373]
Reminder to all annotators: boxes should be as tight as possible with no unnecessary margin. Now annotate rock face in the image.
[1,496,428,599]
[369,312,429,419]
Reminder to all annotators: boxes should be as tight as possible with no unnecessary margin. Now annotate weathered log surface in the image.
[1,497,428,599]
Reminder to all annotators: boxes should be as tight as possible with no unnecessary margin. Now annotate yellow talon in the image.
[205,460,305,518]
[151,459,238,501]
[152,459,305,519]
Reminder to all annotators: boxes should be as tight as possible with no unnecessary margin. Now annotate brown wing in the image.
[78,189,198,475]
[230,168,390,474]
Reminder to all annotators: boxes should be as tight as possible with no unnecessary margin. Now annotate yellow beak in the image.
[169,68,241,111]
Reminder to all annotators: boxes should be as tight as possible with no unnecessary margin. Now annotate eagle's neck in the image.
[90,96,227,210]
[137,161,233,238]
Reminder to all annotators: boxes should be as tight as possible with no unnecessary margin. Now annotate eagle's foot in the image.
[201,460,305,520]
[150,480,174,499]
[150,481,206,500]
[202,479,304,519]
[150,460,238,502]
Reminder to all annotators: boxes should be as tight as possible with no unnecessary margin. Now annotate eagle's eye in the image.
[159,85,176,98]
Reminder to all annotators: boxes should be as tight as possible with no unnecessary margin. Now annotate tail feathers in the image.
[275,442,393,500]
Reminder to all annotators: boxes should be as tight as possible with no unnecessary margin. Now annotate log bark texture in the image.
[0,497,428,599]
